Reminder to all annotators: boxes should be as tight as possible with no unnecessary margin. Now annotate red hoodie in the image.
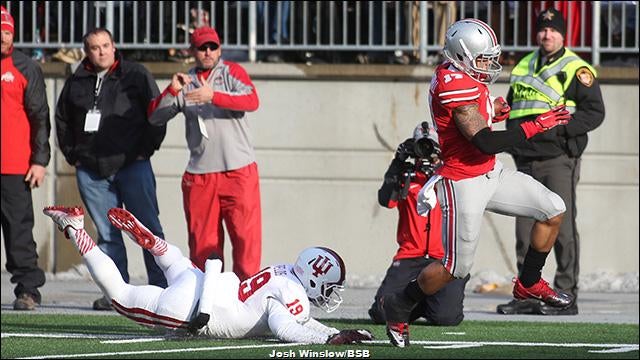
[1,48,51,174]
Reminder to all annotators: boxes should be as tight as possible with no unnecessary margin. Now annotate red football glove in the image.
[326,329,374,345]
[520,105,571,139]
[492,96,511,123]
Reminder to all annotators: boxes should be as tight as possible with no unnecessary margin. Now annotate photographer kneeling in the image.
[368,122,469,326]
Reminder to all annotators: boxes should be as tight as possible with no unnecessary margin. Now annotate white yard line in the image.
[3,332,638,358]
[12,341,304,359]
[1,332,152,340]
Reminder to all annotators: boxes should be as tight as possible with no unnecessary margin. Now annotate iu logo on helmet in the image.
[309,255,333,277]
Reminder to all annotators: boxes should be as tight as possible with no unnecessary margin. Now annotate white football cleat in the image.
[43,206,85,236]
[107,208,155,250]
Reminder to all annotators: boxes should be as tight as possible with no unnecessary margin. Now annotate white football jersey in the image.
[202,263,336,343]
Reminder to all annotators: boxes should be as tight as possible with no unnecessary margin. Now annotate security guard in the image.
[498,8,605,315]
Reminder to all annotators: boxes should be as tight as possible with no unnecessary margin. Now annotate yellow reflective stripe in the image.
[511,100,552,111]
[511,75,563,102]
[538,56,579,81]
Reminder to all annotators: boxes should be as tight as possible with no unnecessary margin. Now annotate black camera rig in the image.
[397,158,438,200]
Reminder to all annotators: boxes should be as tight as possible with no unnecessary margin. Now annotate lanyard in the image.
[93,76,104,110]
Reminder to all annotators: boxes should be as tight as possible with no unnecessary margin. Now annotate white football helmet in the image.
[443,19,502,84]
[292,247,346,313]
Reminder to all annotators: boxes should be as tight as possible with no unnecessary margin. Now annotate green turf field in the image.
[1,313,638,359]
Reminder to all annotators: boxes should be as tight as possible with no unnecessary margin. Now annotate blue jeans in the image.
[257,1,290,43]
[76,160,167,287]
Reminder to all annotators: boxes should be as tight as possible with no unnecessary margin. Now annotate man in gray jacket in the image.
[149,26,261,280]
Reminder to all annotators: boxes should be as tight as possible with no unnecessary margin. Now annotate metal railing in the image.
[2,1,638,66]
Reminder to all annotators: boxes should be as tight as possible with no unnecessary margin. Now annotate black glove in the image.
[394,138,415,161]
[187,312,210,335]
[326,329,374,345]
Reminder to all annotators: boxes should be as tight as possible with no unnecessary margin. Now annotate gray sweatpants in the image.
[435,160,566,278]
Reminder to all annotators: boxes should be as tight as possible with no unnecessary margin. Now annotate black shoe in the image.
[13,293,38,311]
[188,312,210,335]
[92,296,113,311]
[496,299,541,314]
[538,302,578,315]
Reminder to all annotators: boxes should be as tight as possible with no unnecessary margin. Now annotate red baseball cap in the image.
[1,5,15,35]
[191,26,220,48]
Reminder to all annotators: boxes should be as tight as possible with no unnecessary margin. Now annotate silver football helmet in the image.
[292,247,346,313]
[443,19,502,84]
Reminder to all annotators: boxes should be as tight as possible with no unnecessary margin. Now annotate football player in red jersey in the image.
[43,205,372,345]
[382,19,574,348]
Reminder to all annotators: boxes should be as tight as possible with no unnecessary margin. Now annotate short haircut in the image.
[82,28,114,52]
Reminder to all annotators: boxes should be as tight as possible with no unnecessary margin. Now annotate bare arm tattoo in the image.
[453,104,489,140]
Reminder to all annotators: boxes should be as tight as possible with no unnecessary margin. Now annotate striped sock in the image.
[149,236,168,257]
[67,228,96,256]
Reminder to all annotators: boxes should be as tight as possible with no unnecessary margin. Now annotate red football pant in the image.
[182,162,262,280]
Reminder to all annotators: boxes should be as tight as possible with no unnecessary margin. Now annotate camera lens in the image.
[414,138,434,158]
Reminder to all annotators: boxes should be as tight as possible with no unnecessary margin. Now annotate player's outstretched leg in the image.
[43,206,95,255]
[107,207,195,284]
[513,277,572,308]
[107,208,167,256]
[43,205,129,307]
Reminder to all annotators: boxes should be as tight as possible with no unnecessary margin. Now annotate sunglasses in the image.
[197,43,219,52]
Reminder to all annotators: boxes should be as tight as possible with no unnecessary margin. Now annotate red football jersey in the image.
[429,63,496,180]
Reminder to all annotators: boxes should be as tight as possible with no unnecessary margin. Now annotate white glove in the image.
[417,174,442,216]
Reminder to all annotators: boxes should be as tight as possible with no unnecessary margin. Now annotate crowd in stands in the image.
[5,1,638,67]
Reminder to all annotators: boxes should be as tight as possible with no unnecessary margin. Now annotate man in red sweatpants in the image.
[148,26,260,280]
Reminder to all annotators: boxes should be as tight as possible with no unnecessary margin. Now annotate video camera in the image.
[395,122,441,200]
[411,121,440,160]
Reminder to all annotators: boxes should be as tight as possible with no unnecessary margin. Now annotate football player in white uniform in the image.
[43,206,372,345]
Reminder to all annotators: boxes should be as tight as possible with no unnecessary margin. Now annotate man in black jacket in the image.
[55,28,168,310]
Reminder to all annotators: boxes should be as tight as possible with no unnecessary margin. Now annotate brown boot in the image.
[13,293,38,311]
